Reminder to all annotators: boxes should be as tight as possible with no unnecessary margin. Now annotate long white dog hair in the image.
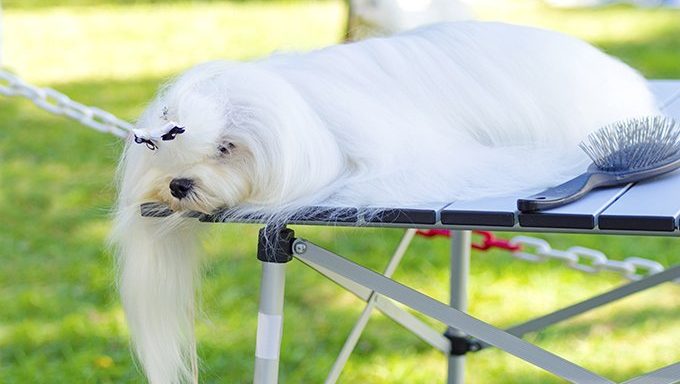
[110,21,658,383]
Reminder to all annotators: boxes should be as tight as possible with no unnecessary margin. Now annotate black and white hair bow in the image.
[132,121,186,150]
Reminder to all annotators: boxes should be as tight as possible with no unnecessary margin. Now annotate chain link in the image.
[417,231,676,284]
[510,235,676,284]
[0,69,133,138]
[509,236,550,263]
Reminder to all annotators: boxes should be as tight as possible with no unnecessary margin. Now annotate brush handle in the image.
[517,172,610,212]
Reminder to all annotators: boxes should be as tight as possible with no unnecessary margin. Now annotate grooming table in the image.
[147,81,680,384]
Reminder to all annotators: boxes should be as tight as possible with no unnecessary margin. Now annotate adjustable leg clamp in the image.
[444,330,482,356]
[257,226,295,263]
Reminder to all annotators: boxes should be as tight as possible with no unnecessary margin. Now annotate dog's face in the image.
[124,62,347,215]
[147,130,255,214]
[135,111,255,214]
[128,65,259,213]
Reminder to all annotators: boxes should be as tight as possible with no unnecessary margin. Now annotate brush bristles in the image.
[579,116,680,172]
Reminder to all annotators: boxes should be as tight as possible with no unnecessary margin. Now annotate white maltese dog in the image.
[110,22,657,383]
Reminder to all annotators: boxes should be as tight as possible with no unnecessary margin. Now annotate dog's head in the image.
[120,61,345,214]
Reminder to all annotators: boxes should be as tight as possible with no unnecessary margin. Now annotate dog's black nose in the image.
[169,178,194,199]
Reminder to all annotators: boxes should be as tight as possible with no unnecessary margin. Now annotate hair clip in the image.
[161,126,186,141]
[132,121,185,151]
[134,135,159,150]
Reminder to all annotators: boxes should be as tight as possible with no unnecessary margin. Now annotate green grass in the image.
[1,1,679,383]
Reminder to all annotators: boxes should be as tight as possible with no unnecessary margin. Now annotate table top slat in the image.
[440,195,518,227]
[518,185,631,229]
[598,171,680,232]
[595,95,680,232]
[364,202,451,225]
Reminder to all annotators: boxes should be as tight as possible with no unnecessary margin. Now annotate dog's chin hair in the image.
[111,21,660,384]
[161,192,221,214]
[154,177,251,214]
[110,205,200,384]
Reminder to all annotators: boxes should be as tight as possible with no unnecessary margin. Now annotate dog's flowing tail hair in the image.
[110,142,202,384]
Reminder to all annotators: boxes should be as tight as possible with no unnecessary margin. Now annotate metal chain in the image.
[0,69,133,138]
[509,235,678,283]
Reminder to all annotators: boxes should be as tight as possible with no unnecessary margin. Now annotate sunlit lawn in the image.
[0,1,678,383]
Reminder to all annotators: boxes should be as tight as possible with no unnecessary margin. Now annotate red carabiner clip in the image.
[415,229,521,252]
[471,231,521,251]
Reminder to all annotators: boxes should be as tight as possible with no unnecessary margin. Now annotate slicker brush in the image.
[518,116,680,212]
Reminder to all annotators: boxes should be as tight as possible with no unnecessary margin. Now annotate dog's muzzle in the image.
[169,178,194,199]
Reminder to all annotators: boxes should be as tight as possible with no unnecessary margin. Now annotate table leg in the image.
[253,262,287,384]
[447,230,471,384]
[253,226,294,384]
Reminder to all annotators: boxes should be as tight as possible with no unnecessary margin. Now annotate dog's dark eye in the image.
[218,142,236,155]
